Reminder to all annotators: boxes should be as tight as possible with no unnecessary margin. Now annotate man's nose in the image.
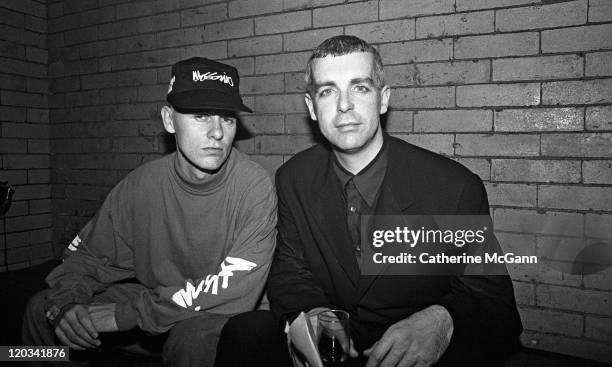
[337,91,354,113]
[207,116,224,140]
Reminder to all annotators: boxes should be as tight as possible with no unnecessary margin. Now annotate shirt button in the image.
[349,206,357,212]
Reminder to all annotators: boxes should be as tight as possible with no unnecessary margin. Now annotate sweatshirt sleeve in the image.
[44,190,136,316]
[124,172,278,334]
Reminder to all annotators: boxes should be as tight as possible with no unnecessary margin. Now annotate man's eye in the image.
[194,115,211,120]
[354,85,370,93]
[222,117,236,124]
[318,89,333,97]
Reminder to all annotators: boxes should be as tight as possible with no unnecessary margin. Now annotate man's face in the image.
[162,107,237,180]
[305,52,390,154]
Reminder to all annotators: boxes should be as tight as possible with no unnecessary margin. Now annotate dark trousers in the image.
[216,310,504,367]
[23,288,229,367]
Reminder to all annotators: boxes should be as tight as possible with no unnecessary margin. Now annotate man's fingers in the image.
[79,314,99,340]
[365,338,393,367]
[55,327,85,351]
[59,319,97,349]
[379,346,406,367]
[397,354,418,367]
[66,315,99,346]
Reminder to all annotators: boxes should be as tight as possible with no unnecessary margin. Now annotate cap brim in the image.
[167,90,253,113]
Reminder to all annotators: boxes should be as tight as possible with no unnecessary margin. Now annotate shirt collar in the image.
[333,138,388,207]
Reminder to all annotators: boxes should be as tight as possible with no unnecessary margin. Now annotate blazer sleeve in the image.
[267,167,332,322]
[437,174,523,357]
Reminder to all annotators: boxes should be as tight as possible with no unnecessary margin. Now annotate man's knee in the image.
[22,289,55,345]
[162,313,229,367]
[219,310,279,345]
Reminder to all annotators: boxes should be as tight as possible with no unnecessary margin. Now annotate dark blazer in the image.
[268,134,522,359]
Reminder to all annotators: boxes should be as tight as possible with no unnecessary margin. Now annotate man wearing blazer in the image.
[216,35,522,367]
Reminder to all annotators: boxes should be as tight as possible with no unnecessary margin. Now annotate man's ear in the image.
[161,106,175,134]
[379,85,391,115]
[304,93,317,121]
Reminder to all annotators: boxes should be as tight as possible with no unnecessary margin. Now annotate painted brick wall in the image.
[0,1,52,271]
[30,0,612,361]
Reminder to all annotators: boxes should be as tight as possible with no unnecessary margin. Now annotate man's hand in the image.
[364,305,453,367]
[54,304,100,351]
[88,303,119,333]
[307,307,358,358]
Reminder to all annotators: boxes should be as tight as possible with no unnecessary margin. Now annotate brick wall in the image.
[0,1,52,271]
[14,0,612,361]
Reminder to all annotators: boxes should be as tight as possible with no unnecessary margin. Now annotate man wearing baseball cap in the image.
[23,57,277,367]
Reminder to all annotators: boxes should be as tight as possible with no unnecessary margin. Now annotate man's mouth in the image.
[336,122,360,131]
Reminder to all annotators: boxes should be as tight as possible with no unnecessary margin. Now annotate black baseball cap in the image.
[166,57,252,113]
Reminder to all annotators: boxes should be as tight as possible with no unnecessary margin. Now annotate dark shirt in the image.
[333,139,388,268]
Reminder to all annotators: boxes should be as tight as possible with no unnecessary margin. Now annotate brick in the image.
[314,1,378,27]
[457,83,540,107]
[229,35,282,57]
[393,134,455,155]
[513,281,535,306]
[589,0,612,22]
[385,110,414,133]
[250,155,283,175]
[0,8,25,28]
[496,0,587,32]
[156,28,204,48]
[116,1,155,19]
[416,11,493,38]
[485,182,537,207]
[495,108,583,132]
[6,213,52,232]
[539,185,612,211]
[393,87,455,108]
[4,201,28,217]
[380,0,454,19]
[586,106,612,131]
[347,20,415,44]
[414,110,492,132]
[0,139,27,153]
[255,11,311,35]
[586,213,612,239]
[28,109,49,124]
[493,55,583,82]
[2,123,49,139]
[255,134,316,154]
[457,0,539,11]
[519,308,583,337]
[380,39,453,64]
[29,139,50,154]
[455,33,539,59]
[586,316,612,343]
[583,160,612,184]
[241,74,285,94]
[543,79,612,105]
[541,133,612,158]
[384,64,417,87]
[234,137,255,154]
[204,18,252,41]
[0,57,47,78]
[538,284,612,316]
[586,51,612,77]
[30,199,51,214]
[542,24,612,53]
[26,47,48,64]
[0,170,27,185]
[241,115,285,134]
[180,41,228,60]
[453,158,490,180]
[414,60,490,86]
[0,41,25,60]
[254,94,308,114]
[137,84,166,102]
[455,134,539,156]
[496,232,537,258]
[0,107,26,122]
[585,265,612,291]
[256,51,310,74]
[285,114,315,134]
[111,49,181,71]
[0,74,26,93]
[181,4,227,27]
[229,0,282,18]
[283,28,343,52]
[2,0,46,17]
[493,159,581,183]
[28,169,50,184]
[283,0,344,10]
[285,72,306,93]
